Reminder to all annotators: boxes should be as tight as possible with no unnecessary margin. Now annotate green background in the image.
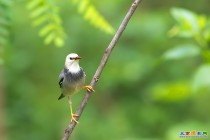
[1,0,210,140]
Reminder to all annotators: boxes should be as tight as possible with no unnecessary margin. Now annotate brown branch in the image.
[61,0,142,139]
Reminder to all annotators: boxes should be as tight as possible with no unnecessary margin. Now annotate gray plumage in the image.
[58,53,85,100]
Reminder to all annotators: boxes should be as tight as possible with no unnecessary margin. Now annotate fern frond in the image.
[0,0,12,48]
[72,0,115,34]
[27,0,65,47]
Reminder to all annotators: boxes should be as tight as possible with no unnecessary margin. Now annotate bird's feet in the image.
[83,85,95,92]
[71,113,79,124]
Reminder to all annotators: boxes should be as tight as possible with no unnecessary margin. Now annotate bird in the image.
[58,53,95,123]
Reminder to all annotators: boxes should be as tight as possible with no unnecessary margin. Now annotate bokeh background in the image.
[1,0,210,140]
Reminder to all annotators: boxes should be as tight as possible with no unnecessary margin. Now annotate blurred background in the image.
[1,0,210,140]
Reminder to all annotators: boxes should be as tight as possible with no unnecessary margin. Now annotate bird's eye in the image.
[69,57,74,60]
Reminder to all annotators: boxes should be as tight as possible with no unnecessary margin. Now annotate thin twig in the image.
[61,0,142,139]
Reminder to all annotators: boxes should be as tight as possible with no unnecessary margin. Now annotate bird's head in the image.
[65,53,81,73]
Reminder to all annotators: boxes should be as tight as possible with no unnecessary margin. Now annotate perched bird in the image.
[58,53,95,123]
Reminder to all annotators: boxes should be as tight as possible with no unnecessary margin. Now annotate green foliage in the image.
[151,82,191,102]
[169,7,210,47]
[72,0,115,34]
[163,8,210,94]
[26,0,114,47]
[192,64,210,93]
[0,0,12,47]
[4,2,210,140]
[0,0,114,48]
[27,0,65,47]
[163,44,201,60]
[169,8,200,38]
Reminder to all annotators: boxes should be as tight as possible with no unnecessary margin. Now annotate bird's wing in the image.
[58,69,64,88]
[80,67,86,77]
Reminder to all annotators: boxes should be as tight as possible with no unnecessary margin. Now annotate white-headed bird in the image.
[58,53,94,123]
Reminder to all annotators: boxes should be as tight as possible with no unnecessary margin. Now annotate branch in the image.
[61,0,142,139]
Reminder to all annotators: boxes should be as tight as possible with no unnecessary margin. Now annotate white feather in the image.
[65,53,81,73]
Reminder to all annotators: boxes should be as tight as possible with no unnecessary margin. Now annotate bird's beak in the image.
[74,56,81,60]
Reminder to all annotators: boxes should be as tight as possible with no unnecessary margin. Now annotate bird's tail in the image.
[58,93,65,100]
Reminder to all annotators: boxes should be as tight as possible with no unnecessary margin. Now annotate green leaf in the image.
[151,82,191,102]
[51,14,62,24]
[32,14,48,26]
[39,24,54,37]
[27,0,65,47]
[44,32,55,44]
[203,26,210,42]
[30,5,49,18]
[54,37,64,47]
[73,0,115,35]
[84,5,95,21]
[171,7,199,37]
[27,0,42,10]
[163,44,201,60]
[192,64,210,93]
[0,0,11,47]
[78,0,89,13]
[72,0,79,4]
[198,15,207,29]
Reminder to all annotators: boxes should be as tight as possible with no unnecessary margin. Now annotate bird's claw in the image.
[83,86,95,92]
[71,113,79,124]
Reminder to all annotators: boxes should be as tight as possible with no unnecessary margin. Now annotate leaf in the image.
[198,15,207,29]
[30,5,49,18]
[54,37,64,47]
[51,14,62,24]
[151,82,191,102]
[84,5,95,21]
[78,0,89,13]
[39,24,54,37]
[44,32,55,44]
[0,0,12,47]
[73,0,115,34]
[72,0,79,4]
[27,0,42,10]
[170,7,199,37]
[192,64,210,93]
[27,0,66,47]
[163,44,201,60]
[32,14,48,26]
[203,26,210,42]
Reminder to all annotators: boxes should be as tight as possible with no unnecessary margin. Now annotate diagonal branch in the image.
[61,0,142,139]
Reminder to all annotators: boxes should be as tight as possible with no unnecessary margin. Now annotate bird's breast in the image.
[64,68,84,83]
[62,68,85,96]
